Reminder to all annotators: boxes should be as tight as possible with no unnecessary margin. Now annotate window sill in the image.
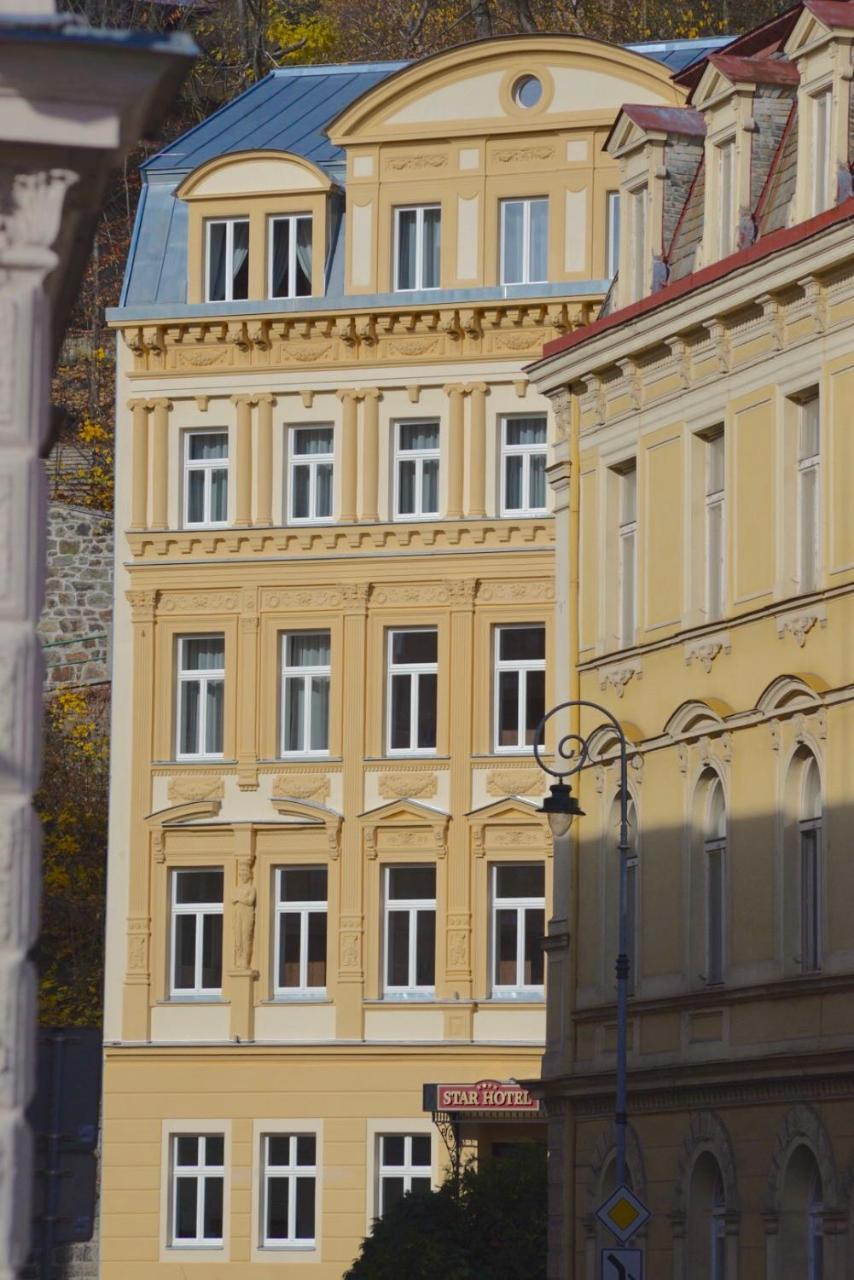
[260,996,332,1005]
[483,995,545,1005]
[158,997,227,1005]
[369,993,437,1003]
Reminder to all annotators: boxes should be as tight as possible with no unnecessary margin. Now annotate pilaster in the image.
[360,388,381,522]
[254,393,275,526]
[236,587,260,790]
[226,826,258,1042]
[443,383,466,518]
[338,390,359,523]
[149,398,171,530]
[444,578,477,1020]
[128,399,149,530]
[232,394,253,526]
[337,582,370,1037]
[466,382,488,518]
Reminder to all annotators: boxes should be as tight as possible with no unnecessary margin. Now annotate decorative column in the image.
[467,382,488,518]
[443,383,466,518]
[337,582,370,1037]
[337,390,359,523]
[236,587,259,790]
[226,827,258,1042]
[129,399,149,530]
[360,388,381,522]
[150,397,171,529]
[444,578,477,1032]
[233,394,253,526]
[254,393,274,526]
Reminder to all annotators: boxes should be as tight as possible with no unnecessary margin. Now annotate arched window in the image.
[799,755,822,974]
[703,775,726,986]
[687,1152,727,1280]
[780,1145,824,1280]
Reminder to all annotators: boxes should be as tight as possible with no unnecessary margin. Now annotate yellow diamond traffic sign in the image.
[594,1185,650,1244]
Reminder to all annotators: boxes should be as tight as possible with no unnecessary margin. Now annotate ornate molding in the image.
[271,773,331,803]
[387,153,447,171]
[776,607,827,648]
[167,775,225,804]
[0,167,78,257]
[371,582,450,606]
[598,658,642,699]
[684,633,732,673]
[378,772,438,800]
[262,587,344,610]
[159,591,239,614]
[495,145,554,163]
[486,769,543,798]
[477,579,555,603]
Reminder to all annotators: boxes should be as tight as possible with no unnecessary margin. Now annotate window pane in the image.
[397,209,417,289]
[210,467,228,523]
[307,912,326,987]
[416,672,437,749]
[175,1176,198,1238]
[183,637,224,671]
[707,847,724,983]
[315,462,333,518]
[496,908,518,985]
[173,914,196,990]
[383,1135,405,1165]
[381,1176,405,1213]
[267,1176,289,1240]
[176,869,223,904]
[506,416,546,447]
[422,457,439,514]
[292,464,310,519]
[283,676,305,752]
[423,207,441,288]
[295,1177,315,1239]
[411,1177,431,1196]
[296,1135,316,1165]
[270,218,291,298]
[529,199,548,281]
[387,910,410,986]
[390,672,411,750]
[201,913,222,989]
[505,455,524,510]
[389,867,435,900]
[287,632,330,667]
[231,220,249,300]
[502,202,524,283]
[499,627,545,661]
[203,1176,223,1239]
[415,909,436,986]
[207,223,227,302]
[800,397,820,459]
[398,458,416,514]
[187,470,206,524]
[295,217,312,296]
[496,864,544,898]
[400,422,439,451]
[412,1135,431,1166]
[176,1135,198,1166]
[279,912,302,987]
[204,679,224,754]
[392,630,437,664]
[529,452,546,509]
[800,466,818,591]
[498,671,519,747]
[524,669,545,745]
[310,676,330,751]
[189,432,228,461]
[281,868,327,902]
[179,680,200,755]
[524,908,545,985]
[268,1135,290,1165]
[294,427,333,456]
[206,1135,224,1166]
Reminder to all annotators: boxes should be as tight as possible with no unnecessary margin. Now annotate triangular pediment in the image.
[785,7,846,58]
[607,113,653,159]
[359,798,450,825]
[466,797,544,824]
[693,65,734,109]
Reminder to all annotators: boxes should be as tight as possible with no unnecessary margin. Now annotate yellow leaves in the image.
[267,12,338,62]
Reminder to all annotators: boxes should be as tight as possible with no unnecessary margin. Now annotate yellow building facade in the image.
[101,33,709,1277]
[529,5,854,1277]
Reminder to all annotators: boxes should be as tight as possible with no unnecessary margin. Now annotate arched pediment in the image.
[665,699,731,739]
[146,799,222,825]
[177,149,333,200]
[756,673,826,716]
[270,796,340,824]
[328,36,683,145]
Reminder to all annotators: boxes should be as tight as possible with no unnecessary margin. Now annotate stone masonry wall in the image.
[39,502,113,691]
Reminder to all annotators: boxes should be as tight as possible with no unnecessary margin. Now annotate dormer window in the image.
[394,205,441,291]
[717,139,735,256]
[206,217,249,303]
[812,88,832,214]
[500,197,547,285]
[269,214,313,299]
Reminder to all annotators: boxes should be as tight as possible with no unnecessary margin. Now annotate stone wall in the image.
[40,502,113,691]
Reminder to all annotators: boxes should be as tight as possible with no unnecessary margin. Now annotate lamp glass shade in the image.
[548,810,574,840]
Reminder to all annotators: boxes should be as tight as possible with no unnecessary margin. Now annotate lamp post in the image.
[534,699,631,1188]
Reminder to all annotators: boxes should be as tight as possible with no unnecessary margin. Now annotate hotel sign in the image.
[424,1079,541,1114]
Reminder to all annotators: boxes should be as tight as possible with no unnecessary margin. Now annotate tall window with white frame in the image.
[491,863,545,998]
[384,865,436,996]
[704,776,726,986]
[812,88,832,215]
[377,1135,432,1216]
[395,422,440,520]
[494,624,545,751]
[281,631,330,757]
[797,392,820,593]
[176,636,225,759]
[183,431,228,528]
[394,205,441,291]
[606,191,621,278]
[170,1133,225,1248]
[704,427,725,620]
[206,218,249,302]
[718,139,735,257]
[500,197,548,285]
[260,1134,317,1249]
[170,868,223,998]
[501,415,547,515]
[268,213,312,299]
[387,628,437,755]
[274,867,327,997]
[630,184,647,301]
[616,462,637,648]
[799,754,822,975]
[289,426,334,523]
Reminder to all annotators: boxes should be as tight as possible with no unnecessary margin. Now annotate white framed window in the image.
[606,190,621,278]
[176,635,225,759]
[394,421,440,520]
[384,865,436,996]
[704,428,725,620]
[377,1134,432,1215]
[274,867,327,996]
[170,868,223,997]
[500,197,548,285]
[501,415,547,515]
[260,1133,317,1248]
[183,431,228,528]
[280,631,330,756]
[289,426,334,523]
[617,462,637,647]
[797,392,820,592]
[170,1133,225,1247]
[812,88,832,215]
[268,213,312,299]
[718,139,735,257]
[630,184,647,301]
[491,863,545,997]
[494,624,545,751]
[704,778,726,986]
[394,205,441,291]
[205,218,249,303]
[387,628,437,755]
[799,755,822,975]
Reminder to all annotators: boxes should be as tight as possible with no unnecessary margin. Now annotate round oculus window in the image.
[512,74,543,109]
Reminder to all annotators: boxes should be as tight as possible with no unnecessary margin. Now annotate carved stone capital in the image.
[0,167,78,260]
[776,607,827,648]
[598,658,642,698]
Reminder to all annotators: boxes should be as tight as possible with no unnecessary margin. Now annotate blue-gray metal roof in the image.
[120,36,730,312]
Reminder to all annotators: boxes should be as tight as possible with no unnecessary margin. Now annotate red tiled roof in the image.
[804,0,854,28]
[616,104,706,138]
[708,53,801,84]
[533,196,854,366]
[674,3,801,89]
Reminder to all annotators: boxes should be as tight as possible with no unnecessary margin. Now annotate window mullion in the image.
[409,906,417,988]
[410,671,419,751]
[288,217,297,300]
[518,666,527,747]
[415,207,424,290]
[225,221,234,303]
[516,905,525,987]
[300,906,309,989]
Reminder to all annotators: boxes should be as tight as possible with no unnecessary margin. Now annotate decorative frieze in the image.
[486,769,543,797]
[684,633,732,673]
[776,606,827,647]
[377,772,438,800]
[167,775,225,803]
[598,658,642,699]
[271,773,331,803]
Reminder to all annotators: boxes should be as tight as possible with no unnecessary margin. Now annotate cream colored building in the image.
[528,5,854,1277]
[101,32,724,1278]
